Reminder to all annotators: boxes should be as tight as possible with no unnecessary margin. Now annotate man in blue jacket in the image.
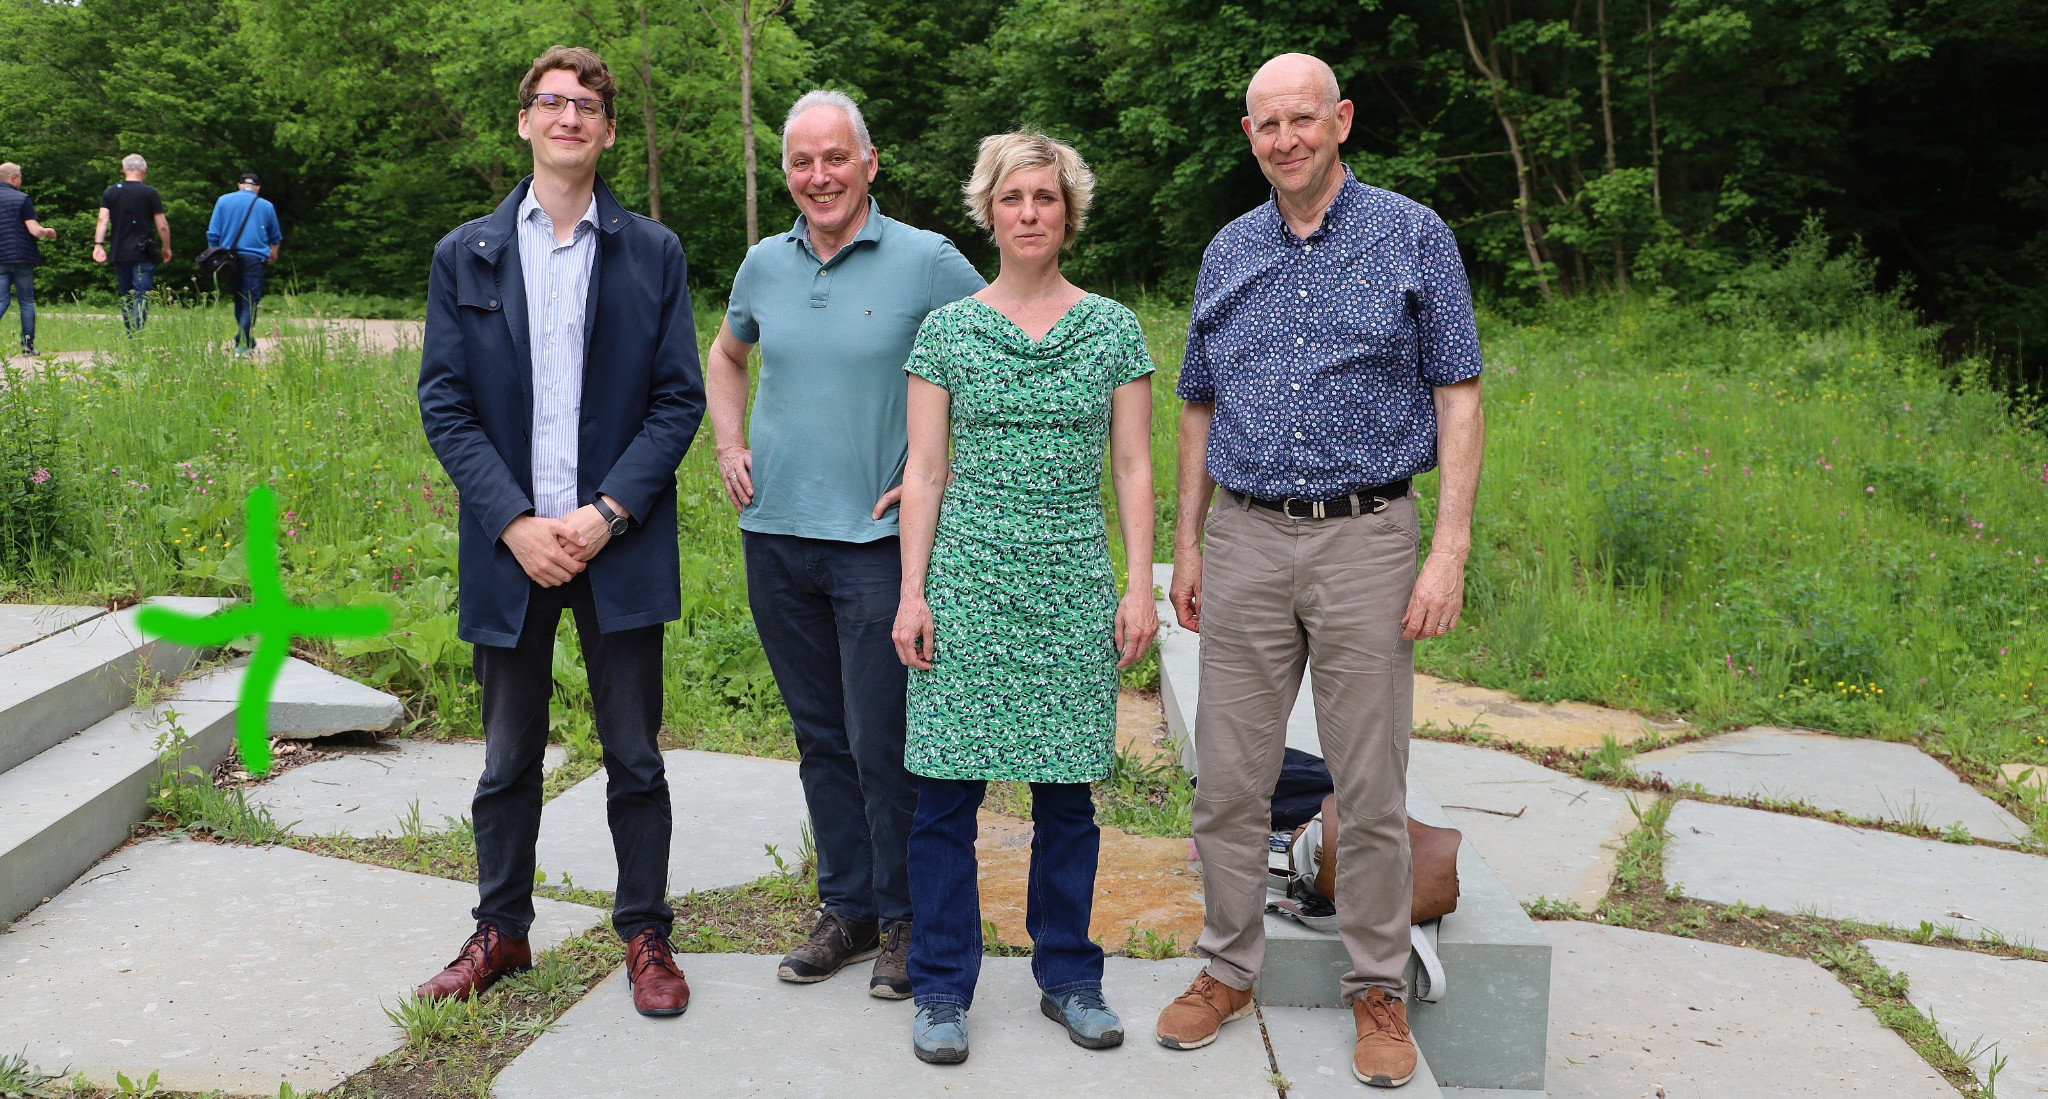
[415,46,706,1017]
[0,162,59,357]
[204,172,282,355]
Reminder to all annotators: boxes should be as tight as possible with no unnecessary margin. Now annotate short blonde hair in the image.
[961,131,1095,242]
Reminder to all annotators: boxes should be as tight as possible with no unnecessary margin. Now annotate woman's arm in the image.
[1109,377,1159,668]
[892,375,952,670]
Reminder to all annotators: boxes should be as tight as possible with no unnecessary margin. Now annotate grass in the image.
[143,708,293,845]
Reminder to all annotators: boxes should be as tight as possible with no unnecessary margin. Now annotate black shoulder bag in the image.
[195,193,258,276]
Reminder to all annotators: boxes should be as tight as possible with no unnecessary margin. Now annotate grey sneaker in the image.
[869,919,912,999]
[778,910,881,983]
[913,1002,969,1064]
[1040,987,1125,1049]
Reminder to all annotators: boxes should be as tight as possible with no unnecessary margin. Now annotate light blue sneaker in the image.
[913,1002,970,1064]
[1040,988,1125,1049]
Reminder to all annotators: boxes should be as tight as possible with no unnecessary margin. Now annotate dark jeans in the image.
[228,257,265,350]
[742,530,915,926]
[0,265,34,348]
[907,778,1104,1008]
[471,573,673,942]
[115,261,156,332]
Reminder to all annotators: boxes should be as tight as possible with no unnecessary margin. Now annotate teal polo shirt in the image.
[728,199,986,542]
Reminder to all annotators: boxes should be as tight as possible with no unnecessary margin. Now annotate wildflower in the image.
[28,467,50,485]
[1866,486,1875,494]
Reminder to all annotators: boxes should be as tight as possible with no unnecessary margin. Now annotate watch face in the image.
[610,517,629,536]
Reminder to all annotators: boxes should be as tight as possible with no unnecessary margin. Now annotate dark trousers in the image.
[115,261,156,332]
[906,778,1104,1008]
[471,573,673,942]
[0,265,34,348]
[228,257,265,350]
[742,530,915,926]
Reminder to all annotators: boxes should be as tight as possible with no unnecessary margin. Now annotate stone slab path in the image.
[492,954,1275,1098]
[1542,921,1952,1097]
[0,604,104,656]
[180,657,404,740]
[0,836,601,1095]
[1263,1005,1442,1097]
[1637,727,2028,841]
[1409,740,1638,908]
[248,739,567,838]
[1665,800,2048,946]
[535,749,805,894]
[1863,939,2048,1095]
[975,811,1203,949]
[1414,674,1686,752]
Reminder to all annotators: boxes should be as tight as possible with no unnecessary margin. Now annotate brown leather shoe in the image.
[1351,988,1418,1087]
[1155,970,1255,1050]
[414,921,531,1001]
[626,927,691,1017]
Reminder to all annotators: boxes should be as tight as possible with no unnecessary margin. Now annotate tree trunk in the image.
[1597,0,1625,289]
[1455,0,1552,303]
[739,4,759,245]
[639,8,663,223]
[1644,0,1664,219]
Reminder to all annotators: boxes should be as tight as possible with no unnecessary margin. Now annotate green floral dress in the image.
[903,293,1155,783]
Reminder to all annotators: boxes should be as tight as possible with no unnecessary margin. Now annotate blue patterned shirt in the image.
[1178,169,1482,500]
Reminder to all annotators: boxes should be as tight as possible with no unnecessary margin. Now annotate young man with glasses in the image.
[417,45,706,1018]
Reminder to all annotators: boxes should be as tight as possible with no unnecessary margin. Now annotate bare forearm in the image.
[898,471,943,597]
[1174,402,1217,554]
[1430,380,1484,560]
[704,333,753,452]
[94,210,110,243]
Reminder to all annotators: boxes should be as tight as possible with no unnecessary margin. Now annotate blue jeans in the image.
[0,265,35,349]
[228,257,265,350]
[907,778,1104,1008]
[742,531,916,926]
[115,261,156,332]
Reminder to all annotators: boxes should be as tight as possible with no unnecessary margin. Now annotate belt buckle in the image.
[1281,497,1324,520]
[1366,494,1389,515]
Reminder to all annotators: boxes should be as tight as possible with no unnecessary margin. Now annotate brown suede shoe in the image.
[414,921,531,1001]
[1155,970,1255,1050]
[626,927,691,1017]
[1351,989,1418,1087]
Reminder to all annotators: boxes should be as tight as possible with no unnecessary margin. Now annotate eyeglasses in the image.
[524,93,612,120]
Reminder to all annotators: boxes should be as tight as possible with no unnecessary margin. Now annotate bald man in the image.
[1154,54,1484,1088]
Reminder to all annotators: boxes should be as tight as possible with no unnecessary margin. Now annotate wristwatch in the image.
[593,497,629,537]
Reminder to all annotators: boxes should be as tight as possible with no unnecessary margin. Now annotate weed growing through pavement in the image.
[0,1050,58,1098]
[1120,926,1185,959]
[144,708,292,844]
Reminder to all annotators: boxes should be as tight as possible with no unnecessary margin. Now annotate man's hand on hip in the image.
[1170,551,1204,633]
[1401,552,1466,640]
[503,515,586,587]
[560,505,614,563]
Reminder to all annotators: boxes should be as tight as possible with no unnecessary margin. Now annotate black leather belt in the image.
[1238,479,1410,520]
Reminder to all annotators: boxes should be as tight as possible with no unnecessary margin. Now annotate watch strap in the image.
[593,496,628,533]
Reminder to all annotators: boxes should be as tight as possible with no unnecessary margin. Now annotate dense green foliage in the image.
[0,0,2041,358]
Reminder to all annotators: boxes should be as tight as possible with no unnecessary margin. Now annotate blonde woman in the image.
[891,131,1157,1064]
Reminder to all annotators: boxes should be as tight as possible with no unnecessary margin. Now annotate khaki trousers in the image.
[1191,490,1417,1003]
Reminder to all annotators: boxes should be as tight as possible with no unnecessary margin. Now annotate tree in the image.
[694,0,797,245]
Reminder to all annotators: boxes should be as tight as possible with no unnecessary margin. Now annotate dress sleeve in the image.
[1114,308,1156,387]
[904,309,951,391]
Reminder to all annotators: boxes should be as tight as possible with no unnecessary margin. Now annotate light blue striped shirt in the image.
[517,189,599,520]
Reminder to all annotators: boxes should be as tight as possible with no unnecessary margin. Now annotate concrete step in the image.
[1155,598,1553,1093]
[0,666,241,925]
[0,597,226,775]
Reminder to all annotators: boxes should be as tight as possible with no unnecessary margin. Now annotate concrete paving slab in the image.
[178,657,403,739]
[1409,741,1637,909]
[0,836,601,1095]
[1265,1005,1442,1097]
[1414,675,1685,753]
[1637,727,2028,841]
[248,739,567,838]
[1542,921,1952,1098]
[493,954,1275,1098]
[534,749,806,894]
[1665,800,2048,947]
[0,597,225,774]
[0,604,104,656]
[1863,939,2048,1095]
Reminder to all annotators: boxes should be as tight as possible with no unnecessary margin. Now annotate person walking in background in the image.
[1155,54,1484,1089]
[0,163,58,357]
[94,154,172,334]
[416,46,705,1018]
[205,171,282,355]
[892,131,1158,1065]
[704,89,985,1001]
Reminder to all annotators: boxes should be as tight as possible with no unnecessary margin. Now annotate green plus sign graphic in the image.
[137,486,391,776]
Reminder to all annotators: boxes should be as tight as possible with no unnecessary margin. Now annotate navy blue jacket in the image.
[419,176,705,647]
[0,183,44,267]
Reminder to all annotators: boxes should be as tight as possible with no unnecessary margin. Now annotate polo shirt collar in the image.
[785,197,886,262]
[1264,165,1363,243]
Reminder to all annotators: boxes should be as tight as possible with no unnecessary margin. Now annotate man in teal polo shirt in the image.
[706,89,984,1000]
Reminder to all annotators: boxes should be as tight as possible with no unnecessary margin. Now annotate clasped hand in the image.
[503,503,616,587]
